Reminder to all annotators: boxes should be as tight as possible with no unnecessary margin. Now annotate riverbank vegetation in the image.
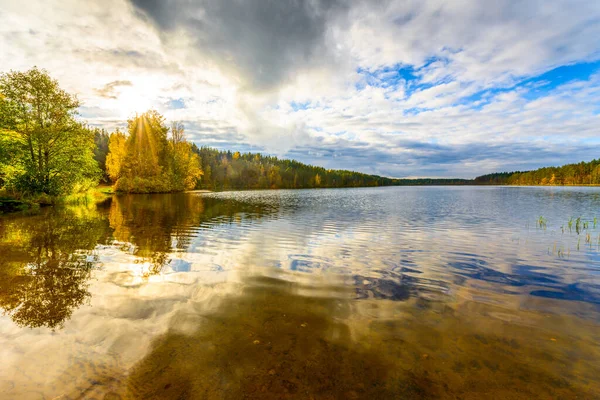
[0,68,99,198]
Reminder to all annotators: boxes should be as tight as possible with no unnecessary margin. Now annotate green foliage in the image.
[537,216,547,229]
[473,171,520,185]
[0,67,100,196]
[0,129,24,187]
[110,111,203,193]
[475,159,600,186]
[91,127,110,183]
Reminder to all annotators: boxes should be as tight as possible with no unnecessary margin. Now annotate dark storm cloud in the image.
[95,80,133,99]
[128,0,353,89]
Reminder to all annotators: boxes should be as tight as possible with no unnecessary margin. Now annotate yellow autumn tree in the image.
[105,129,127,182]
[106,111,202,193]
[168,138,203,191]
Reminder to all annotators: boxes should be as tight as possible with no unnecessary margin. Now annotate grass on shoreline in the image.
[0,186,114,214]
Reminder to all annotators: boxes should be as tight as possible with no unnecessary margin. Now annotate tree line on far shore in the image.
[474,159,600,186]
[193,147,392,190]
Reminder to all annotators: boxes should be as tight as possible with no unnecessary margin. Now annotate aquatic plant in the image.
[585,233,591,246]
[568,217,574,232]
[537,216,547,230]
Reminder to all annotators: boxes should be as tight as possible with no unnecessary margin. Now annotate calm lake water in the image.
[1,186,599,399]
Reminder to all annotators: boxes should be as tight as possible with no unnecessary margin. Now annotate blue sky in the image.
[2,0,600,178]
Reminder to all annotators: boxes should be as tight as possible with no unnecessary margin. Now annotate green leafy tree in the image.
[0,129,23,187]
[91,127,110,182]
[0,67,99,196]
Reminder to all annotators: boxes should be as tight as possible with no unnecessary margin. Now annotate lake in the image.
[1,186,599,399]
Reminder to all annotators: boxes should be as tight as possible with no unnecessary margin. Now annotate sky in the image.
[1,0,600,178]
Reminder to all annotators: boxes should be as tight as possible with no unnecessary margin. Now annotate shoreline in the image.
[4,184,600,215]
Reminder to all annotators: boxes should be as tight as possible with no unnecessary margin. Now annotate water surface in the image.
[1,187,599,399]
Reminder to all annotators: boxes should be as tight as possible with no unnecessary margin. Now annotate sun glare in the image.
[113,85,154,118]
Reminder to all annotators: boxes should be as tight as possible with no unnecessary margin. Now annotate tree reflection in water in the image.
[109,193,272,275]
[0,193,273,328]
[0,204,111,329]
[0,255,93,329]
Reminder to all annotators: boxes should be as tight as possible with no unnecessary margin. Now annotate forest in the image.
[474,159,600,185]
[193,146,384,190]
[192,146,473,190]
